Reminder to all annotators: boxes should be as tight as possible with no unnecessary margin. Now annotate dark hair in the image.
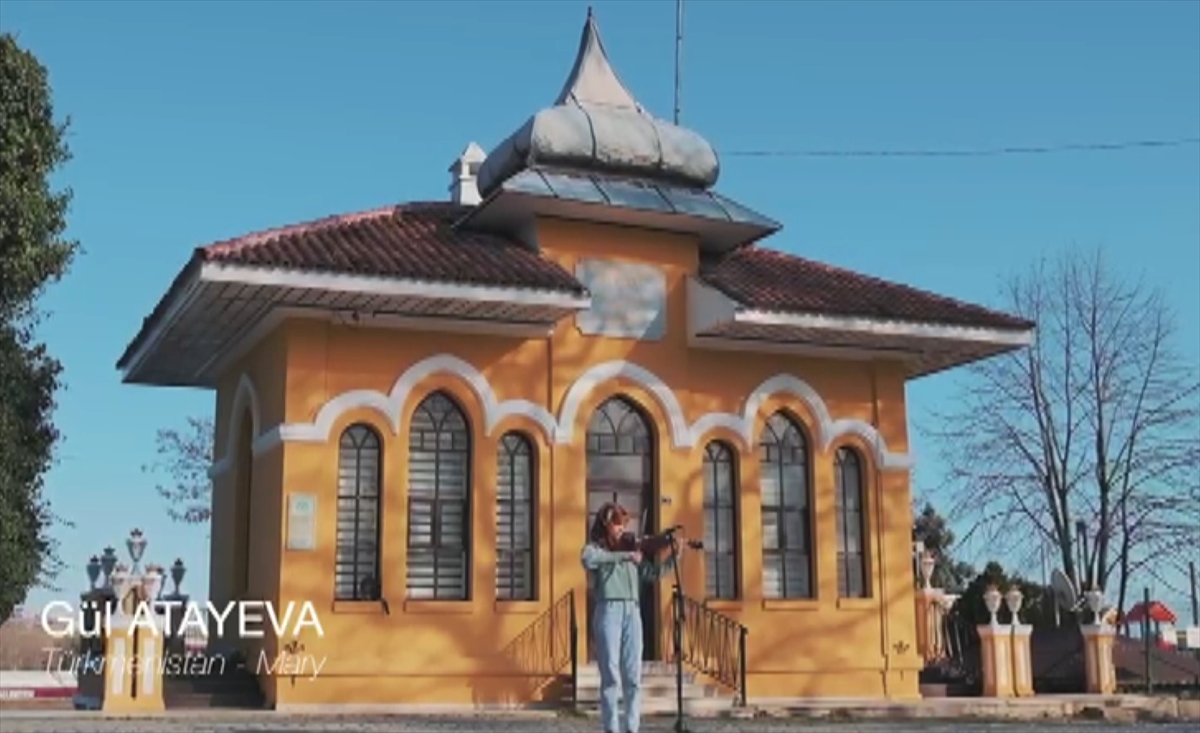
[589,502,629,545]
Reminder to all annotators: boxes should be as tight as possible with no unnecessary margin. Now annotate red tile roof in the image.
[119,201,1031,372]
[200,201,585,293]
[699,247,1033,331]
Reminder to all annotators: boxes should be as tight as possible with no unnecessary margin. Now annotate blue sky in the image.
[3,0,1197,618]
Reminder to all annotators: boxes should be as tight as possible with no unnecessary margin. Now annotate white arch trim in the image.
[208,374,271,479]
[555,361,692,447]
[265,354,558,447]
[558,362,911,471]
[214,355,912,476]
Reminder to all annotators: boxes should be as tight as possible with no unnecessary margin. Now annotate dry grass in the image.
[0,617,75,671]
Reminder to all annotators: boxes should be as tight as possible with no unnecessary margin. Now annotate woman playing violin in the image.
[580,502,685,733]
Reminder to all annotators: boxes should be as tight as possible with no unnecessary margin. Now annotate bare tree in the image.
[927,247,1199,617]
[142,415,214,524]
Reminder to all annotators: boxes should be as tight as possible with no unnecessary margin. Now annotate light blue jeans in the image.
[593,599,642,733]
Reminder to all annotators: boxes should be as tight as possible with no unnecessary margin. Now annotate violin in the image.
[609,528,680,556]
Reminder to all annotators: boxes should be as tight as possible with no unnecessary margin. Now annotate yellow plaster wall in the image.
[212,217,922,706]
[208,328,288,675]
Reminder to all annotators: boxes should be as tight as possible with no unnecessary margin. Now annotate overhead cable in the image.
[724,136,1200,159]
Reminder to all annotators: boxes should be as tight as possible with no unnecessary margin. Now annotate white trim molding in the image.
[687,276,1034,348]
[119,259,591,384]
[265,354,558,448]
[557,361,911,470]
[202,262,591,311]
[218,355,911,474]
[208,374,275,479]
[556,361,691,446]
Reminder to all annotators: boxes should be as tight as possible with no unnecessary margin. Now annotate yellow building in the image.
[117,11,1033,711]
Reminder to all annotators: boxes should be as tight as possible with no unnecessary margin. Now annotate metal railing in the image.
[924,610,980,690]
[497,589,578,706]
[663,589,748,706]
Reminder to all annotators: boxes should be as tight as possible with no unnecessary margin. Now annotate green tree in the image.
[955,560,1059,628]
[0,33,79,620]
[912,502,975,591]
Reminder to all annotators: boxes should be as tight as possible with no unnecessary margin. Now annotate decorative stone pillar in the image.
[977,585,1014,698]
[1010,625,1034,696]
[100,612,166,713]
[1003,587,1034,697]
[1081,624,1117,694]
[71,530,169,713]
[914,550,942,661]
[977,623,1015,698]
[914,588,942,661]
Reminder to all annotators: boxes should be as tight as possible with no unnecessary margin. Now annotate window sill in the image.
[331,600,387,615]
[703,600,742,613]
[403,600,475,615]
[762,599,820,612]
[836,598,878,611]
[495,601,540,615]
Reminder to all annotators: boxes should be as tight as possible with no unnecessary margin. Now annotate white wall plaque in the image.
[286,493,317,551]
[575,259,666,340]
[1186,626,1200,650]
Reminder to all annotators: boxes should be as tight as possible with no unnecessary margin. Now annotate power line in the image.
[724,136,1200,159]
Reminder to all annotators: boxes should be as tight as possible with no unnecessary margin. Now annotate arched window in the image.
[406,391,471,600]
[835,447,869,598]
[496,432,535,601]
[335,424,382,601]
[703,441,738,600]
[759,411,814,599]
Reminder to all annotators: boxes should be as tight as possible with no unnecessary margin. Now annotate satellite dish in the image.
[1051,568,1085,612]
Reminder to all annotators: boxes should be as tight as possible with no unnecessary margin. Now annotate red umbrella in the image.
[1124,600,1177,625]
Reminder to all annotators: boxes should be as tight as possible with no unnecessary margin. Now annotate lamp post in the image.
[86,556,102,590]
[127,528,147,575]
[100,547,117,590]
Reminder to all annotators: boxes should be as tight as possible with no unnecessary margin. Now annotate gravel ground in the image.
[0,716,1196,733]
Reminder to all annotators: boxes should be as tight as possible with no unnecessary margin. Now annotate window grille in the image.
[406,391,471,600]
[496,432,535,600]
[703,441,739,599]
[835,447,869,598]
[335,424,382,601]
[759,412,814,599]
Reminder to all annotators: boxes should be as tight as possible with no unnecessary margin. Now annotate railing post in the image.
[738,626,748,707]
[569,589,578,708]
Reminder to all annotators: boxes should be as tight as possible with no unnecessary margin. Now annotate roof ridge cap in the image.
[726,246,1034,327]
[202,205,401,257]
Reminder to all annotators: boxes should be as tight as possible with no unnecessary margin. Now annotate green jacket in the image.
[580,542,675,601]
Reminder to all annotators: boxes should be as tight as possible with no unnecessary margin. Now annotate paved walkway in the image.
[0,714,1196,733]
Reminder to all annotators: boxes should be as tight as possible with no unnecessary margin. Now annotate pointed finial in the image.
[554,7,640,111]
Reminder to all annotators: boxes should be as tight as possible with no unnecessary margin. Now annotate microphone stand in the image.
[666,533,690,733]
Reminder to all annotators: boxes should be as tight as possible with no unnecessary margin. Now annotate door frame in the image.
[583,395,661,662]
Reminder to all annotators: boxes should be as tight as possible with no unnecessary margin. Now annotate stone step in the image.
[575,661,695,682]
[575,679,715,702]
[574,695,737,717]
[571,660,734,712]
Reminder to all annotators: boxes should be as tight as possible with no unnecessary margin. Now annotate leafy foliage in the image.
[0,33,79,620]
[912,501,976,591]
[955,560,1060,628]
[142,415,214,524]
[912,504,1061,627]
